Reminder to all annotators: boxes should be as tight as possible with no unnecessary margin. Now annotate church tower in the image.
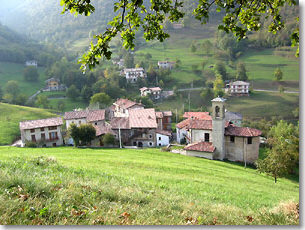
[211,97,226,160]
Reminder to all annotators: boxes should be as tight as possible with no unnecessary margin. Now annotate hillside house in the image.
[158,61,175,70]
[20,117,63,147]
[25,60,37,67]
[122,68,146,83]
[113,98,144,117]
[226,81,250,96]
[44,78,66,91]
[112,58,124,68]
[181,97,262,163]
[140,87,162,100]
[156,111,172,131]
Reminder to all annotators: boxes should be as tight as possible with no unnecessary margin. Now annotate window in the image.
[215,106,220,118]
[159,143,161,146]
[40,128,44,131]
[31,135,36,142]
[133,142,137,146]
[95,122,98,125]
[247,137,252,144]
[41,133,45,140]
[149,134,153,139]
[230,136,235,143]
[49,132,58,140]
[204,133,210,142]
[149,142,153,146]
[30,129,35,133]
[159,137,161,141]
[79,121,82,124]
[49,126,57,130]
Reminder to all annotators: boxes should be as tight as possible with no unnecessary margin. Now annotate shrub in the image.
[25,141,37,148]
[102,133,116,146]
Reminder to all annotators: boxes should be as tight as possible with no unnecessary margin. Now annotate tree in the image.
[213,74,225,97]
[81,85,93,101]
[57,101,65,112]
[256,120,299,183]
[0,86,3,101]
[35,94,49,108]
[90,93,112,108]
[66,85,80,100]
[68,123,96,146]
[214,62,227,81]
[202,40,213,56]
[24,66,39,82]
[68,123,81,146]
[190,43,197,53]
[78,124,96,146]
[124,52,134,68]
[235,62,248,81]
[274,68,283,81]
[4,80,19,97]
[61,0,298,71]
[102,133,116,146]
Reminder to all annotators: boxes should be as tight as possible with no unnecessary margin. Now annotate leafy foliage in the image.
[60,0,298,71]
[24,66,39,82]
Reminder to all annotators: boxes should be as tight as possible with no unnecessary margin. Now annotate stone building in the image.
[157,61,175,70]
[226,81,250,96]
[140,87,162,101]
[122,68,146,83]
[20,117,63,147]
[113,98,144,117]
[179,97,262,163]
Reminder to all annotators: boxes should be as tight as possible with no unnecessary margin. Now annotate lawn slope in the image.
[0,103,57,145]
[0,147,299,225]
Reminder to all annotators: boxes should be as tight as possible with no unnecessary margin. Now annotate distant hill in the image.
[0,103,57,145]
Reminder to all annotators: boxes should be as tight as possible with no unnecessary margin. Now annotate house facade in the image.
[113,98,144,117]
[157,61,175,70]
[140,87,162,100]
[20,117,64,147]
[179,97,261,163]
[25,60,38,67]
[226,81,250,96]
[123,68,146,83]
[156,111,172,131]
[44,78,66,92]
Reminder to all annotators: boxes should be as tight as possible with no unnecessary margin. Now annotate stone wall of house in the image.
[212,119,225,160]
[225,136,260,163]
[186,150,213,160]
[66,118,87,129]
[191,129,212,143]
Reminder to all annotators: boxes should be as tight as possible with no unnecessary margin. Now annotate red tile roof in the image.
[156,112,163,119]
[129,108,158,128]
[64,110,88,120]
[114,98,143,109]
[87,110,105,122]
[176,118,191,129]
[184,142,215,153]
[110,117,130,129]
[20,117,63,130]
[187,119,213,130]
[225,126,262,137]
[183,112,211,120]
[156,111,172,119]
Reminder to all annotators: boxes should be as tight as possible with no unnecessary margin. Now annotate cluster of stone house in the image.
[225,81,250,96]
[176,97,261,163]
[19,96,262,164]
[121,68,147,83]
[20,98,172,148]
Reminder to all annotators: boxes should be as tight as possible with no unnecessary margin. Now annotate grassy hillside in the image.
[0,62,47,97]
[0,147,299,225]
[0,103,57,145]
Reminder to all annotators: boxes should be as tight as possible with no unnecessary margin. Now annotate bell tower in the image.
[211,97,226,160]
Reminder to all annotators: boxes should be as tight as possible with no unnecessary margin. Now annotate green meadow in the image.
[0,147,299,225]
[0,62,47,97]
[0,103,57,145]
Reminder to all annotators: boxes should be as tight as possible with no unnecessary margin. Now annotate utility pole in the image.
[188,92,191,112]
[119,124,122,148]
[175,108,178,124]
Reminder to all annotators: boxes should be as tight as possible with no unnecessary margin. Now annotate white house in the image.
[156,130,171,147]
[140,87,162,100]
[19,117,63,147]
[226,81,250,96]
[157,61,175,70]
[25,60,38,67]
[123,68,146,83]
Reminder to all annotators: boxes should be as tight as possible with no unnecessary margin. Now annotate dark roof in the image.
[64,110,105,122]
[184,142,215,153]
[156,129,172,136]
[225,111,243,121]
[20,117,63,130]
[225,125,262,137]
